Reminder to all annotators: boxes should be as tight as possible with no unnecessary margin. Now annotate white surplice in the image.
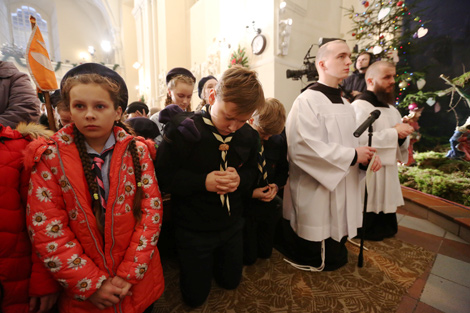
[351,99,409,213]
[283,89,363,242]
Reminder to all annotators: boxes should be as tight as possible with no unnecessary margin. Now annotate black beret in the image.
[197,75,217,99]
[166,67,196,85]
[127,101,149,115]
[61,63,128,112]
[126,117,160,140]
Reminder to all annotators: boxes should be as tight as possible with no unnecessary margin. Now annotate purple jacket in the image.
[0,61,40,127]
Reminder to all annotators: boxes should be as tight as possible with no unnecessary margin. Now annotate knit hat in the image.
[197,75,217,99]
[166,67,196,85]
[61,63,128,112]
[126,101,149,115]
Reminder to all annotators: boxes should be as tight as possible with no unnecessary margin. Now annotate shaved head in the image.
[366,61,396,104]
[315,40,348,68]
[315,40,351,85]
[365,61,395,81]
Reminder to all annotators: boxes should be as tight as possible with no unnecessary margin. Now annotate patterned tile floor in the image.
[395,207,470,313]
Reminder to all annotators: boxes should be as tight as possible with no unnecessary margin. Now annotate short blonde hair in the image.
[252,98,286,136]
[215,66,265,115]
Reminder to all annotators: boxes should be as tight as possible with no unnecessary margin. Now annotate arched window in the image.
[11,5,50,54]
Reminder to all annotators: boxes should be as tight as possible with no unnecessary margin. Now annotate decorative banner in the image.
[26,16,58,91]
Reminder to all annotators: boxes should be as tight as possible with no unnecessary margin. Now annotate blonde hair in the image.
[215,66,265,115]
[61,73,143,233]
[165,75,195,111]
[252,98,286,136]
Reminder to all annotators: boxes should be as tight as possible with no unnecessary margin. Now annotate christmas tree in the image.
[344,0,430,107]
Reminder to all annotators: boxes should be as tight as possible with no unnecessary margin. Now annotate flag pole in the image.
[29,15,57,132]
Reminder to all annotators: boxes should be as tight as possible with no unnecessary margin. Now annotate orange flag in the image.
[26,16,58,91]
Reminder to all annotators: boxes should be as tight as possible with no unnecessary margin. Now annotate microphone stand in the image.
[358,124,373,268]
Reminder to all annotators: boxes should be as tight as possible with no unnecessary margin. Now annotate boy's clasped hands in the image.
[88,276,132,309]
[206,167,240,195]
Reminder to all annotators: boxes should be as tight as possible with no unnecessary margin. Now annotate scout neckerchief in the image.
[258,137,269,186]
[90,146,114,212]
[201,104,233,215]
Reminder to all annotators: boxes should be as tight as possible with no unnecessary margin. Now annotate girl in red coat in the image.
[25,63,164,313]
[0,122,60,313]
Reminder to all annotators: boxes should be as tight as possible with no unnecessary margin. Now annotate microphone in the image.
[354,110,381,137]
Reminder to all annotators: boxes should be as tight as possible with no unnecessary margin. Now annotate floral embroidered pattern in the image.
[65,241,76,248]
[43,146,57,160]
[32,212,47,226]
[28,181,33,195]
[50,167,58,175]
[36,187,52,202]
[69,208,78,220]
[74,295,86,301]
[124,181,135,196]
[57,279,68,288]
[46,242,58,253]
[152,213,161,224]
[45,220,64,238]
[137,235,147,251]
[44,256,62,272]
[96,275,107,289]
[59,176,70,192]
[41,171,52,181]
[127,166,134,175]
[117,194,125,205]
[135,263,148,279]
[57,131,73,145]
[68,254,87,270]
[151,233,159,246]
[150,197,161,210]
[141,162,148,171]
[141,174,153,189]
[77,278,92,292]
[28,226,35,241]
[116,130,127,141]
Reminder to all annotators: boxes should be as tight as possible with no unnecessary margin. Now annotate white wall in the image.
[272,0,345,112]
[122,1,139,102]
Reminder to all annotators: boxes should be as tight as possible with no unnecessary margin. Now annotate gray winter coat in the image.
[0,61,40,127]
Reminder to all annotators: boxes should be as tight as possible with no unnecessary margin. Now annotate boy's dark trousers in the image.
[243,195,282,265]
[175,218,244,307]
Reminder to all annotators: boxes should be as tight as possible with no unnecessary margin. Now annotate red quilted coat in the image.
[25,124,164,313]
[0,123,60,313]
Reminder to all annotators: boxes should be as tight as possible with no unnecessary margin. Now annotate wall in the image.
[132,0,357,111]
[273,0,345,112]
[187,0,346,113]
[122,1,139,102]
